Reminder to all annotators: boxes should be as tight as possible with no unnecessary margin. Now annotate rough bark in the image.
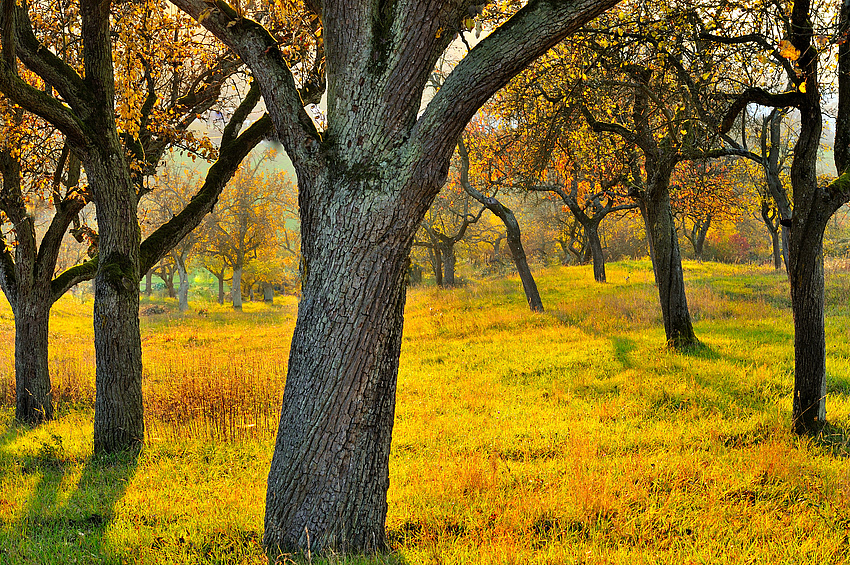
[264,177,419,553]
[87,147,145,454]
[168,0,622,554]
[15,298,53,424]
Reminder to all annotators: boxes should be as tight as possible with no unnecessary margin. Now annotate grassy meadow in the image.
[2,260,850,563]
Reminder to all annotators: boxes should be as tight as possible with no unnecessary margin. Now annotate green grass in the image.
[2,260,850,563]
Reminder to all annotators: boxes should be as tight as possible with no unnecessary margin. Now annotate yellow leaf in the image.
[198,8,213,23]
[778,39,800,61]
[799,81,806,93]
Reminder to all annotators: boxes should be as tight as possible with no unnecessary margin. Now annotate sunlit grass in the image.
[1,260,850,563]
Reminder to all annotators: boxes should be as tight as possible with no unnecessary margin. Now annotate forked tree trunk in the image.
[264,181,417,554]
[15,296,53,423]
[689,216,711,261]
[644,183,698,348]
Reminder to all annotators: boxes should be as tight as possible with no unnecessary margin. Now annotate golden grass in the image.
[1,260,850,563]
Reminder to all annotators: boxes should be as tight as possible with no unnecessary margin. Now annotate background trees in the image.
[0,0,271,449]
[198,156,295,309]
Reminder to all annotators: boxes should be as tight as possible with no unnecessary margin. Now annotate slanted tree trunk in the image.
[644,174,699,349]
[457,138,543,311]
[586,222,606,282]
[176,255,189,312]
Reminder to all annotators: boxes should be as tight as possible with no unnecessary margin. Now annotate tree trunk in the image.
[502,213,543,312]
[789,236,827,433]
[144,270,152,296]
[176,256,189,312]
[443,244,457,286]
[232,264,243,310]
[586,223,606,283]
[263,282,274,303]
[429,247,443,287]
[88,150,144,455]
[14,296,53,424]
[771,229,782,270]
[645,185,699,349]
[691,217,711,261]
[637,198,659,283]
[264,184,416,555]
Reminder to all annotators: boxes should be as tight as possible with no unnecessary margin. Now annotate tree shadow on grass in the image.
[0,417,138,564]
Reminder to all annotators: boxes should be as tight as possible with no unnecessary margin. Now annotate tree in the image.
[419,186,484,287]
[0,104,91,424]
[0,0,272,449]
[456,135,544,311]
[199,156,287,309]
[169,0,621,553]
[709,0,850,433]
[142,165,209,311]
[670,158,741,261]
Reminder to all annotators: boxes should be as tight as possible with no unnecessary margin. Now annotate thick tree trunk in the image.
[88,150,144,454]
[789,239,827,433]
[14,297,53,424]
[264,183,416,555]
[232,264,243,310]
[645,185,699,348]
[586,223,606,283]
[176,256,189,312]
[263,282,274,303]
